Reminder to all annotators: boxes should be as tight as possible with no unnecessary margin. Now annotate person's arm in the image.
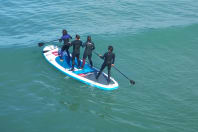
[100,52,106,59]
[111,54,115,66]
[92,42,95,50]
[69,34,72,39]
[82,41,86,48]
[70,40,74,46]
[59,36,63,42]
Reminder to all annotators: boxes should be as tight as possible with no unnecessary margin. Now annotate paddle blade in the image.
[130,80,135,85]
[38,42,44,47]
[43,50,49,53]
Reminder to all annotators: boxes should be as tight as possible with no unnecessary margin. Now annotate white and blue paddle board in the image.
[42,45,119,90]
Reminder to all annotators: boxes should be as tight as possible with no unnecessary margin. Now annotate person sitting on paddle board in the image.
[96,46,115,83]
[81,36,95,69]
[70,34,83,71]
[59,29,72,63]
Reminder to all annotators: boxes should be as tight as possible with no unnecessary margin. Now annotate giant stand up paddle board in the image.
[42,45,119,90]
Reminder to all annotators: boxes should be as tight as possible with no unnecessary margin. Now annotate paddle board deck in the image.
[42,45,119,90]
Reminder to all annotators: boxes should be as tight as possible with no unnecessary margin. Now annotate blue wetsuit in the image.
[60,34,72,63]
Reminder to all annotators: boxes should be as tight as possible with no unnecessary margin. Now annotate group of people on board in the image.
[59,29,115,83]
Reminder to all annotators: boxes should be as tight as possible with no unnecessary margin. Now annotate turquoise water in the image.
[1,0,198,131]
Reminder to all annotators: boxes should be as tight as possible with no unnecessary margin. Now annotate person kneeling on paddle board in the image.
[96,46,115,83]
[59,29,72,63]
[70,34,83,71]
[81,36,95,69]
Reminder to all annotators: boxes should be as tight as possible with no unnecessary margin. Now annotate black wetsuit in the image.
[96,52,115,82]
[71,40,83,69]
[82,41,95,67]
[60,34,72,62]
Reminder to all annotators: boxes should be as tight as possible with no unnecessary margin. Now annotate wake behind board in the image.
[42,45,119,90]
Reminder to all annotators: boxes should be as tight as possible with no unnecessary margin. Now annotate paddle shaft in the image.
[113,66,130,81]
[38,39,59,47]
[44,39,59,43]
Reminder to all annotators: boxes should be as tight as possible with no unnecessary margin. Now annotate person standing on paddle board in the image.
[81,36,95,69]
[96,46,115,83]
[59,29,72,63]
[70,34,83,71]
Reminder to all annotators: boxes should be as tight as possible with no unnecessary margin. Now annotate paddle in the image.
[93,51,135,85]
[38,39,59,47]
[113,66,135,85]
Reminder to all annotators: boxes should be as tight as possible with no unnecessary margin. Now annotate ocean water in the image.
[0,0,198,132]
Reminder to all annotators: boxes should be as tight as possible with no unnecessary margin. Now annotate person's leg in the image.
[60,45,66,61]
[88,54,93,68]
[71,53,75,71]
[107,64,112,83]
[81,59,85,69]
[96,63,106,79]
[66,49,70,60]
[76,54,80,68]
[81,53,87,69]
[65,49,71,66]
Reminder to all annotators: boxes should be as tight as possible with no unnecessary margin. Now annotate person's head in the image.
[62,29,67,35]
[108,45,113,52]
[87,36,91,41]
[76,34,80,40]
